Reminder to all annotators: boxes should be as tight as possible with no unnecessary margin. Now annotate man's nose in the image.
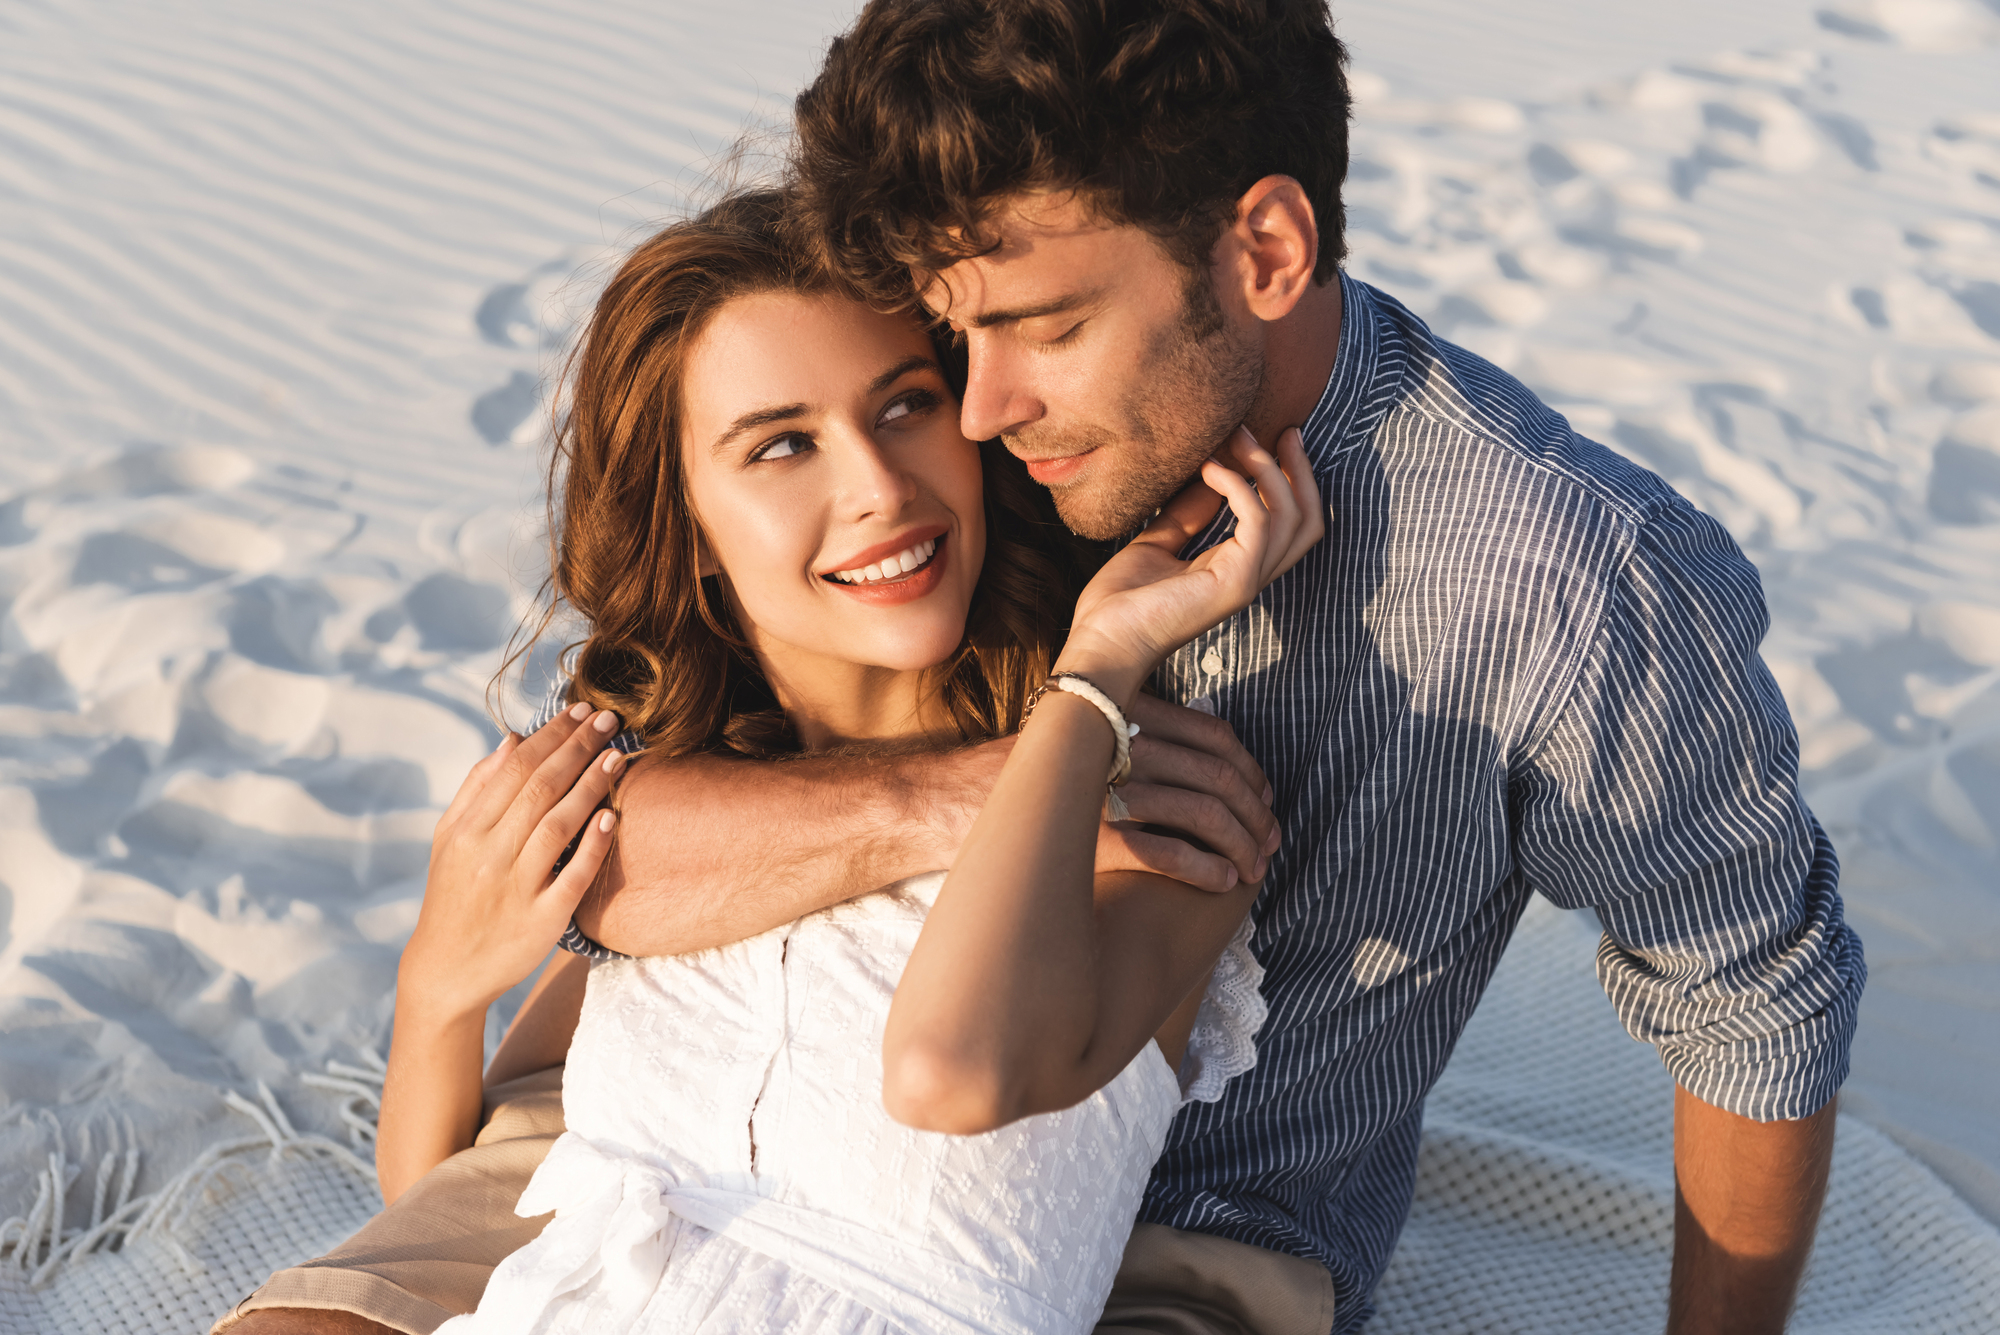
[958,342,1043,443]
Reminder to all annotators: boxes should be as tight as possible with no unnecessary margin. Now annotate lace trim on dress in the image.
[1178,915,1267,1105]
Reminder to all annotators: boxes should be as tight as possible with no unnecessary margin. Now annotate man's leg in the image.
[211,1066,565,1335]
[1094,1223,1337,1335]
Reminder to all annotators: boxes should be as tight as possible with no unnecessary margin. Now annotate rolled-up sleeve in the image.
[1514,498,1865,1122]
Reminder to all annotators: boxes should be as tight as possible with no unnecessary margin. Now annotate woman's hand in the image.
[1059,426,1324,704]
[397,702,626,1026]
[377,702,625,1203]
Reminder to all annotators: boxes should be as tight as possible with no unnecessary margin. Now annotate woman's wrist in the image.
[395,959,498,1034]
[1050,635,1152,710]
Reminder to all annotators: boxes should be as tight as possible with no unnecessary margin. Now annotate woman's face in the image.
[679,291,986,726]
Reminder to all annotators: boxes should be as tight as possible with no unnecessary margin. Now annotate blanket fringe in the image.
[0,1051,386,1287]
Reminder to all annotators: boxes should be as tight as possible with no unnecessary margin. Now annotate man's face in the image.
[923,193,1264,540]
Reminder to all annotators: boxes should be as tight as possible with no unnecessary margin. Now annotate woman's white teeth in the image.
[835,538,936,584]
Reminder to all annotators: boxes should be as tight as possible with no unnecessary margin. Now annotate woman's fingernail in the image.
[593,710,618,734]
[568,701,591,721]
[597,809,617,833]
[1263,784,1274,806]
[1254,856,1269,880]
[1264,825,1281,854]
[601,749,624,773]
[1225,865,1240,889]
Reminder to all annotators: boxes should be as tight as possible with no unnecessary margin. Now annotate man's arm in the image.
[1669,1087,1836,1335]
[579,693,1281,958]
[1513,497,1864,1332]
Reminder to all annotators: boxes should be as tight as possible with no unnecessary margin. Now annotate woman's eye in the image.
[877,389,938,427]
[754,432,811,462]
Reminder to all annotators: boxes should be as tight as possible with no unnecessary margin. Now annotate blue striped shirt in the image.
[547,273,1864,1332]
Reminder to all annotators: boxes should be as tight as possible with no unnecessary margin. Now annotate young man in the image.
[224,2,1861,1333]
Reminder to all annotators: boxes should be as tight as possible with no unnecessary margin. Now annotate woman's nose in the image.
[835,436,919,520]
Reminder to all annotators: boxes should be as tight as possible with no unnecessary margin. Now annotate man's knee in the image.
[225,1308,402,1335]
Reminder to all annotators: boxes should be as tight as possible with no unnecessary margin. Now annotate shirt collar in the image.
[1301,271,1399,467]
[1180,271,1398,555]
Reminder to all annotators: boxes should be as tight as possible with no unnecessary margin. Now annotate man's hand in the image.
[1096,693,1278,892]
[1668,1085,1836,1335]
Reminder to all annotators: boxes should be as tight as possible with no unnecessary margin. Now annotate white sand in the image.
[0,0,1995,1288]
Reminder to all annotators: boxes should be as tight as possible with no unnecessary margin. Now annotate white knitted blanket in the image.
[2,899,1994,1334]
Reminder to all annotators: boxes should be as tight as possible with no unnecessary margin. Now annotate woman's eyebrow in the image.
[712,402,810,455]
[867,354,940,394]
[710,356,940,455]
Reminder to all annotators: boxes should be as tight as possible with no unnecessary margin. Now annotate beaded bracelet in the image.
[1024,672,1142,819]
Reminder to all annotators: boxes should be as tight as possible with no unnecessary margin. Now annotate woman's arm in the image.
[375,707,621,1204]
[484,948,590,1088]
[882,691,1258,1133]
[883,428,1321,1135]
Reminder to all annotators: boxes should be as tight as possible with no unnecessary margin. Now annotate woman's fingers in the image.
[440,733,519,832]
[1128,467,1225,559]
[466,701,594,830]
[545,807,618,917]
[521,744,626,881]
[1198,458,1273,596]
[1222,429,1304,584]
[1270,427,1326,577]
[499,708,622,853]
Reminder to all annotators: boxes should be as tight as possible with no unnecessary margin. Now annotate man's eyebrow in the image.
[957,287,1104,330]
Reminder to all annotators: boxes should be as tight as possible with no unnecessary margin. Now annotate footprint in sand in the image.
[471,371,544,445]
[470,265,579,445]
[0,444,255,547]
[1819,0,2000,52]
[1929,403,2000,523]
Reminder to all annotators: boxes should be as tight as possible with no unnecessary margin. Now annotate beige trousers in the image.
[215,1066,1334,1335]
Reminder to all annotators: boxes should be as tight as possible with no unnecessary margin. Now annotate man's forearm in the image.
[1668,1084,1836,1335]
[576,743,1001,957]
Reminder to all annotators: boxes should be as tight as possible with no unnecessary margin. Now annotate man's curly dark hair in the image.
[790,0,1353,310]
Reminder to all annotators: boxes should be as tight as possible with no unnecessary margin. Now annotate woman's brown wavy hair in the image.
[512,189,1100,757]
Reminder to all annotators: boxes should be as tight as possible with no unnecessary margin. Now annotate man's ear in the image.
[1217,175,1319,324]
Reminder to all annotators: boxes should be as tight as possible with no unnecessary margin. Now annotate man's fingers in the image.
[1126,694,1272,811]
[1095,824,1242,894]
[1112,781,1271,887]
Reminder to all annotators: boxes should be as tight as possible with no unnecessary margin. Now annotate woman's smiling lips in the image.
[819,526,950,606]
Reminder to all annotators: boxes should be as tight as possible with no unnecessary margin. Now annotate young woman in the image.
[380,189,1322,1335]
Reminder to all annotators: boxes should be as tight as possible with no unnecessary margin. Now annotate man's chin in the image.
[1048,480,1174,542]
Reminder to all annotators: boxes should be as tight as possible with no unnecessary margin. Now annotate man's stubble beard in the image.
[1009,272,1266,542]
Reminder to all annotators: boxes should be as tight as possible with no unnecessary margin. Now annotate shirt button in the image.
[1200,648,1226,677]
[1187,696,1217,716]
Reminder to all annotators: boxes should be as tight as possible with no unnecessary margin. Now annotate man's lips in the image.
[1016,449,1095,485]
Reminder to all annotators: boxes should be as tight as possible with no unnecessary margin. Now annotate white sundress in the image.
[436,871,1266,1335]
